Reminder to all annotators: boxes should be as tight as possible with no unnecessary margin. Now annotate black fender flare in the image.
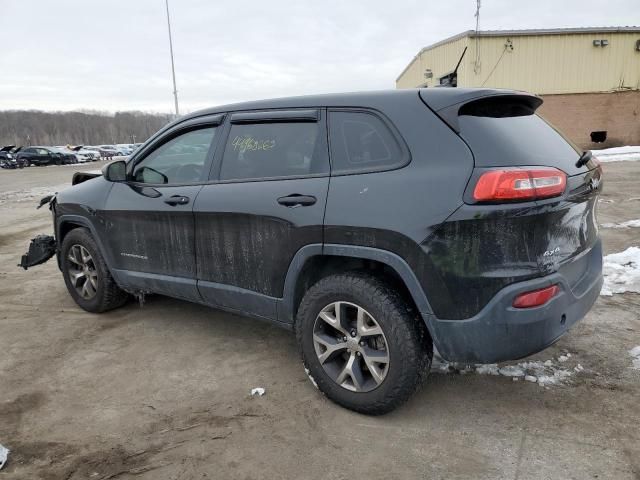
[55,215,116,275]
[279,243,436,337]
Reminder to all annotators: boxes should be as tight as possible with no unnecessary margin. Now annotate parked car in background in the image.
[98,145,126,156]
[55,146,89,163]
[86,146,114,159]
[17,146,77,166]
[116,144,134,155]
[50,147,80,164]
[82,146,104,160]
[66,145,100,162]
[0,145,27,169]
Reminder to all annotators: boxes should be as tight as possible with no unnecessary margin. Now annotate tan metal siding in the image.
[396,37,469,89]
[397,32,640,94]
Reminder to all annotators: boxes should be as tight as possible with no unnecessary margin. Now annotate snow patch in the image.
[304,367,319,389]
[592,146,640,163]
[498,365,525,377]
[475,364,499,375]
[601,219,640,229]
[600,247,640,296]
[432,354,578,386]
[630,346,640,370]
[0,443,7,470]
[0,184,68,205]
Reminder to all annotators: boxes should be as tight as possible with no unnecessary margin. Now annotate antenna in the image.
[438,46,467,88]
[453,46,468,77]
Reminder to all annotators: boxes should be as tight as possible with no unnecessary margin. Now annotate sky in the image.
[0,0,637,113]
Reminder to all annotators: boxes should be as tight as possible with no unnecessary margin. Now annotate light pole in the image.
[165,0,179,116]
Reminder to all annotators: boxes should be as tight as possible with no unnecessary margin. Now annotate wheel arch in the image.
[56,215,115,274]
[280,244,436,337]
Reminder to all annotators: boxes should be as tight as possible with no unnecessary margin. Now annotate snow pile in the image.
[250,387,265,396]
[0,444,7,471]
[432,353,580,386]
[601,219,640,229]
[600,246,640,296]
[0,184,68,205]
[630,346,640,370]
[591,146,640,163]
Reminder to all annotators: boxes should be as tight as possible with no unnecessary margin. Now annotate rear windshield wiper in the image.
[575,150,592,168]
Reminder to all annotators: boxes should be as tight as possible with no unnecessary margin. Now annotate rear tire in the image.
[296,272,432,415]
[60,228,128,313]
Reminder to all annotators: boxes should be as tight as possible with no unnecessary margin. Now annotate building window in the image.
[590,131,607,143]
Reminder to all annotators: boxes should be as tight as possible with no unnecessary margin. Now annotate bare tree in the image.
[0,110,172,147]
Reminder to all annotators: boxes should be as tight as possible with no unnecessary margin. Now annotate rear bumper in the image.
[429,239,603,364]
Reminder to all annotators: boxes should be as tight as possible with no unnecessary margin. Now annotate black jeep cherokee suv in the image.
[21,88,603,414]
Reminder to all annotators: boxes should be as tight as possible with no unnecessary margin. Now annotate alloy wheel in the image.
[312,301,390,392]
[67,244,98,299]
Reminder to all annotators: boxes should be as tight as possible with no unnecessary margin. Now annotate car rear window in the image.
[219,122,327,181]
[457,98,586,176]
[328,111,406,175]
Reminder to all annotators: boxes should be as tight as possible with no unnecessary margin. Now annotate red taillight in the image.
[512,285,560,308]
[473,168,567,202]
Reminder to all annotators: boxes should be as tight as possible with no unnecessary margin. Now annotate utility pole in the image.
[165,0,179,117]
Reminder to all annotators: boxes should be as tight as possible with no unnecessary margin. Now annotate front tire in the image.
[60,228,128,313]
[296,272,432,415]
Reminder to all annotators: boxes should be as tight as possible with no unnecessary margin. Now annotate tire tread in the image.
[296,271,432,415]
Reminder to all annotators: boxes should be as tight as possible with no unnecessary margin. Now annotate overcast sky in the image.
[1,0,637,113]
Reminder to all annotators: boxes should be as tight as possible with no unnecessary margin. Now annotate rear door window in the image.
[219,121,327,181]
[457,98,586,175]
[328,111,407,175]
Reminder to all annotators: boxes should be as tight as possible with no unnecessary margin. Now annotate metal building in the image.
[396,27,640,149]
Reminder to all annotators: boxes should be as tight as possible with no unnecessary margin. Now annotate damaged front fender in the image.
[19,235,57,270]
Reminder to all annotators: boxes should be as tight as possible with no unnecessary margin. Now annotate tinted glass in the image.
[458,102,585,175]
[220,122,326,181]
[329,111,405,174]
[133,127,216,184]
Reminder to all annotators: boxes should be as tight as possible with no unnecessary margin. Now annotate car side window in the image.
[328,111,406,175]
[219,121,327,181]
[132,127,217,184]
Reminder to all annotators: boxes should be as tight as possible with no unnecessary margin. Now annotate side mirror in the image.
[102,160,127,182]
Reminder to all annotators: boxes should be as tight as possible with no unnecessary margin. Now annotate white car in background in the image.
[81,146,103,160]
[55,146,93,163]
[99,145,127,156]
[69,145,101,162]
[116,144,134,155]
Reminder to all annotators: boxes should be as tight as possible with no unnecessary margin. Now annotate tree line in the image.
[0,110,173,147]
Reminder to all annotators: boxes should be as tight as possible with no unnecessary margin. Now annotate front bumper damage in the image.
[19,235,57,270]
[19,194,59,270]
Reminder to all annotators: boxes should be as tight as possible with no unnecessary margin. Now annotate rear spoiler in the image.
[419,90,542,133]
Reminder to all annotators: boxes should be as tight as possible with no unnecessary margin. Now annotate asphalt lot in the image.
[1,161,639,479]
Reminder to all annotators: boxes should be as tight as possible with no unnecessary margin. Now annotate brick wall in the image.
[537,91,640,150]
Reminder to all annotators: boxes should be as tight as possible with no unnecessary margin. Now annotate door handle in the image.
[277,194,317,207]
[164,195,190,206]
